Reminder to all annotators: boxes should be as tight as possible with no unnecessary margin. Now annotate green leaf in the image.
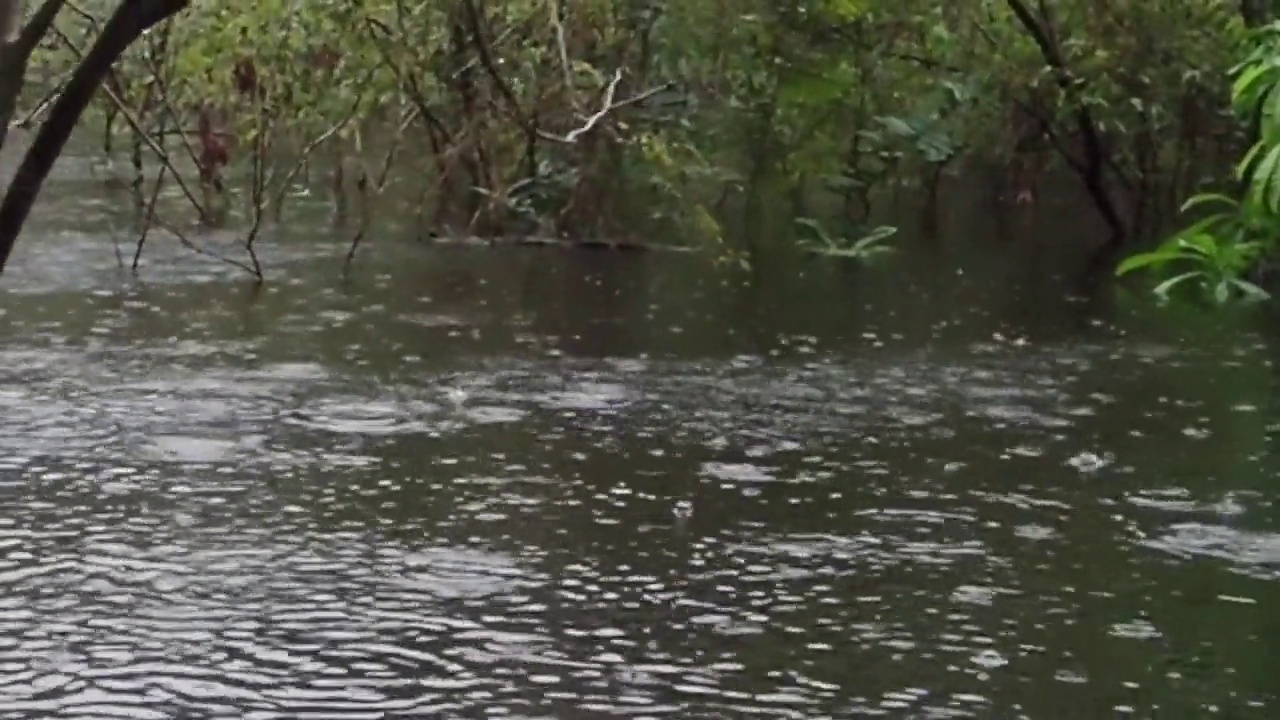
[1174,214,1234,244]
[1237,141,1267,181]
[853,225,897,245]
[1115,249,1197,276]
[1213,279,1231,304]
[1264,86,1280,146]
[1176,232,1223,258]
[1232,63,1270,109]
[878,116,915,137]
[1230,277,1272,301]
[1152,272,1202,300]
[795,217,833,245]
[1179,193,1238,214]
[1249,144,1280,211]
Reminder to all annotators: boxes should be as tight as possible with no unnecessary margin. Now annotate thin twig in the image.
[14,79,63,127]
[269,92,368,211]
[344,106,419,271]
[49,24,207,216]
[156,219,259,275]
[244,92,267,281]
[549,0,577,110]
[132,162,167,270]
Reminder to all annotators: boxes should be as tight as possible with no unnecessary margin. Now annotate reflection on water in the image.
[0,162,1278,717]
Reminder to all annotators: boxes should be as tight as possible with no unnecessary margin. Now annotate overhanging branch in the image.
[1005,0,1127,247]
[0,0,190,272]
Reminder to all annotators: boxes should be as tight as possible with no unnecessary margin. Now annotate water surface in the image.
[0,163,1277,718]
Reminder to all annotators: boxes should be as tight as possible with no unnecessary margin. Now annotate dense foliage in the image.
[1118,20,1280,304]
[10,0,1261,277]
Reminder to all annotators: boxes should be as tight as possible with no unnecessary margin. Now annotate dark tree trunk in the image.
[0,0,189,273]
[0,0,73,152]
[1005,0,1128,276]
[1241,0,1271,28]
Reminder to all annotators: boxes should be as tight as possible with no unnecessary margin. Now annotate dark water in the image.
[0,163,1278,718]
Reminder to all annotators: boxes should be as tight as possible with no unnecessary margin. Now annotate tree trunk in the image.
[1005,0,1128,273]
[1241,0,1271,27]
[0,0,72,153]
[0,1,20,44]
[0,0,189,273]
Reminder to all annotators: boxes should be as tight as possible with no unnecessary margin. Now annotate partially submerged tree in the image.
[0,0,1253,279]
[0,0,189,274]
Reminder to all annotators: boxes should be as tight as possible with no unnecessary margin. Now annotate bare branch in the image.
[161,220,259,276]
[537,69,671,144]
[1004,0,1126,243]
[548,0,576,110]
[0,0,190,272]
[16,0,69,58]
[49,22,207,216]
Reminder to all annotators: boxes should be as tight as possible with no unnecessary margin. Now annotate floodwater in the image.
[0,160,1278,719]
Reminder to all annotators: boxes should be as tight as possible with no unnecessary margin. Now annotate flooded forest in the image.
[1,0,1280,717]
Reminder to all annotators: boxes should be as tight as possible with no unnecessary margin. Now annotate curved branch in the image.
[1005,0,1126,245]
[16,0,69,58]
[0,0,190,272]
[0,0,73,150]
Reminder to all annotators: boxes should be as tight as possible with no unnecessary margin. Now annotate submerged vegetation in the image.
[0,0,1270,286]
